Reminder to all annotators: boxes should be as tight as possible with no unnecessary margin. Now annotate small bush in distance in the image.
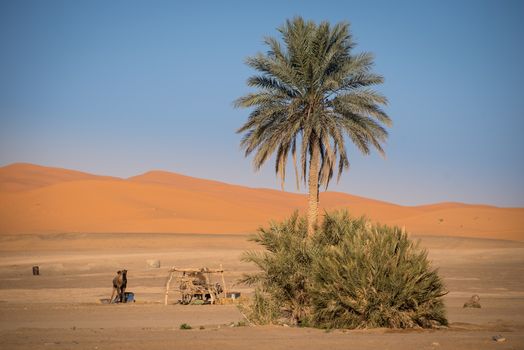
[179,323,192,330]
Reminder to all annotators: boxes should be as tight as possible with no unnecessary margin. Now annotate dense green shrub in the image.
[312,211,448,328]
[241,287,282,325]
[241,214,314,325]
[241,211,448,329]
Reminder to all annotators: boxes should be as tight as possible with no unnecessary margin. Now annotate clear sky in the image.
[1,0,523,207]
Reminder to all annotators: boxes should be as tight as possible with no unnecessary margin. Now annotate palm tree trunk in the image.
[307,141,320,237]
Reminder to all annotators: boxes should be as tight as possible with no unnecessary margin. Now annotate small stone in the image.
[463,294,481,308]
[431,342,440,347]
[492,335,506,342]
[146,259,160,268]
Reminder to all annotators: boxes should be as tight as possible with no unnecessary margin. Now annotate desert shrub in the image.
[311,211,448,329]
[179,323,192,330]
[238,287,281,325]
[241,214,315,325]
[242,211,448,329]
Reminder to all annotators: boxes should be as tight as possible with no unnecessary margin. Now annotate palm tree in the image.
[236,17,392,237]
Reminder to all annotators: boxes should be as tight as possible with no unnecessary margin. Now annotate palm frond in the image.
[236,17,391,191]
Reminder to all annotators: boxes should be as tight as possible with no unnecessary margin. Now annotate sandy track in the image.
[2,326,523,350]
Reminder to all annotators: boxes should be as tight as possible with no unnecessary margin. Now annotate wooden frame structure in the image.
[164,265,227,305]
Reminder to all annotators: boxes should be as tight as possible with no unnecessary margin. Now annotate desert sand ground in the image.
[0,232,523,350]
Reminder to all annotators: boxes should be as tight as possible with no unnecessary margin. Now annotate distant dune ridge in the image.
[0,163,522,241]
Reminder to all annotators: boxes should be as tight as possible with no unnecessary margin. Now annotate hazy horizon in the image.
[1,0,523,207]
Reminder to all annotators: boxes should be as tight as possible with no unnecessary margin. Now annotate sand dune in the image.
[0,163,522,240]
[0,163,117,192]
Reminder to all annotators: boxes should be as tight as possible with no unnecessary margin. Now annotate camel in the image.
[111,270,128,303]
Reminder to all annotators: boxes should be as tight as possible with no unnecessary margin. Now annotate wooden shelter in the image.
[164,265,227,305]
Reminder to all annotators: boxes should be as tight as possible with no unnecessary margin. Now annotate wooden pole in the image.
[220,264,227,296]
[164,270,175,306]
[169,267,224,273]
[202,268,215,304]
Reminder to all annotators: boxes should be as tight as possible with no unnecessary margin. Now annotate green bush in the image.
[242,287,281,325]
[179,323,192,330]
[241,211,448,329]
[312,211,448,328]
[241,214,313,325]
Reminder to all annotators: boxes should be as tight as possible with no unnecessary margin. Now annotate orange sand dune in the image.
[0,163,522,240]
[0,163,117,192]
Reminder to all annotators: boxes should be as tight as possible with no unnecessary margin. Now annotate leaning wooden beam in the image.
[164,270,175,306]
[220,264,228,295]
[168,267,224,273]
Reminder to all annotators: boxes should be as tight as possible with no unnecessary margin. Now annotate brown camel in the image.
[110,270,127,303]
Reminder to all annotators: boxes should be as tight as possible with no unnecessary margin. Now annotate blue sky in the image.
[1,0,523,207]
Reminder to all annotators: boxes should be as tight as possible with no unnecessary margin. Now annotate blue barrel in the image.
[124,292,135,302]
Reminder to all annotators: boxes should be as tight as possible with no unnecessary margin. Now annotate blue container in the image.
[124,292,135,302]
